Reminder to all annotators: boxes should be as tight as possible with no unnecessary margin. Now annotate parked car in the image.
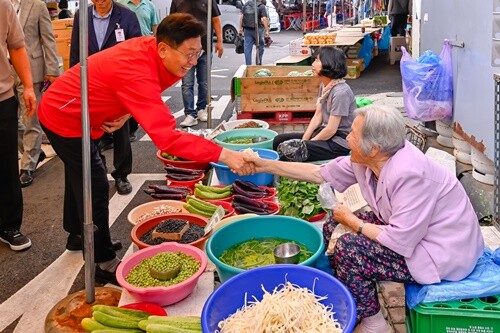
[218,0,280,44]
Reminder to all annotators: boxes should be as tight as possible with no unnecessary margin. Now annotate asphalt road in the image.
[0,29,402,332]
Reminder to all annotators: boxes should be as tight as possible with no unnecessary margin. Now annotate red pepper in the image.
[120,302,167,316]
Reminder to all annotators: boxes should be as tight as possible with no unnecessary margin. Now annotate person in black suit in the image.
[67,0,141,255]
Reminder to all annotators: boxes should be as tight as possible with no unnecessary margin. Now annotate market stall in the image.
[110,141,355,332]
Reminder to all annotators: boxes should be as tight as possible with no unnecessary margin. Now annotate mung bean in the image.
[126,251,200,288]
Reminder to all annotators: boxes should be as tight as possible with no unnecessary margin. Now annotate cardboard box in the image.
[231,65,321,113]
[345,65,360,79]
[52,18,73,71]
[346,58,365,71]
[289,38,311,56]
[389,36,406,65]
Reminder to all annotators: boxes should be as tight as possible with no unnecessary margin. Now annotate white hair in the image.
[354,105,406,156]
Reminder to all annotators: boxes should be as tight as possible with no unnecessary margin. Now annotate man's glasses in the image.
[171,47,204,62]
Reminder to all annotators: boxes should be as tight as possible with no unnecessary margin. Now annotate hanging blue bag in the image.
[378,25,391,51]
[400,40,453,121]
[357,34,374,68]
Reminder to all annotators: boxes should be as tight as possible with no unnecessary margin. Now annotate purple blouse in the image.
[319,141,484,284]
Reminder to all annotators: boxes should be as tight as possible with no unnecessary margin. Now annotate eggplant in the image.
[166,173,201,181]
[233,203,268,215]
[232,182,267,198]
[148,184,190,194]
[151,193,186,200]
[234,179,265,193]
[165,165,204,175]
[143,189,155,195]
[233,195,269,209]
[233,201,269,214]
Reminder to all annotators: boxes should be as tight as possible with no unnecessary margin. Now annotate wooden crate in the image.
[231,65,320,113]
[237,110,315,124]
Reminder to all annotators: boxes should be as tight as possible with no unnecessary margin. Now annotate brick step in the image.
[237,110,315,124]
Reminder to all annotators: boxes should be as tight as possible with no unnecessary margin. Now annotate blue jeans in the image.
[181,52,208,117]
[244,27,264,65]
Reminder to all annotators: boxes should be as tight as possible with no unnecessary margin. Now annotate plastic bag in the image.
[400,40,453,121]
[378,25,391,50]
[357,34,374,68]
[316,183,350,255]
[235,34,244,54]
[405,248,500,308]
[277,139,308,162]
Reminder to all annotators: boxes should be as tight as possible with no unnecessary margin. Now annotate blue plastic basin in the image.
[210,148,279,186]
[213,128,278,151]
[201,264,357,333]
[205,215,325,282]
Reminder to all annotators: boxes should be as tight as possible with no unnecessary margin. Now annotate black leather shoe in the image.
[19,170,34,187]
[95,264,119,285]
[116,177,132,195]
[66,234,122,251]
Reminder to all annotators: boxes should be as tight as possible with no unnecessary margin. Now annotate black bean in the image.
[139,218,205,245]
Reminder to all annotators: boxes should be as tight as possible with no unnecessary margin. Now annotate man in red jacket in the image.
[38,13,253,285]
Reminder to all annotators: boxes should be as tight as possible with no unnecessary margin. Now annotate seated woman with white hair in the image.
[243,105,484,333]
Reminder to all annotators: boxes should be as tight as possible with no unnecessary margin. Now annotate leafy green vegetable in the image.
[276,177,325,220]
[219,238,312,270]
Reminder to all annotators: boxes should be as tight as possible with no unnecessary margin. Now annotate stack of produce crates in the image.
[406,295,500,333]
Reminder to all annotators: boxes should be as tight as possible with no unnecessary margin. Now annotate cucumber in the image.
[145,323,202,333]
[91,329,144,333]
[93,311,140,329]
[146,316,201,330]
[81,317,110,331]
[92,305,149,321]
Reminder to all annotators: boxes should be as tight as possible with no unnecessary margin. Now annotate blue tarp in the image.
[406,248,500,308]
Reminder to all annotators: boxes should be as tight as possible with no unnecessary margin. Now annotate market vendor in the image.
[38,13,254,285]
[243,105,484,333]
[272,46,356,162]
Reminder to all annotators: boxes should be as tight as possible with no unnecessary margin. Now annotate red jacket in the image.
[38,36,222,163]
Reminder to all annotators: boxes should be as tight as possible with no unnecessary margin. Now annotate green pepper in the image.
[194,183,232,194]
[194,188,232,200]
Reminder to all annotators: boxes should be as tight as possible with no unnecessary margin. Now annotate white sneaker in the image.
[179,115,198,127]
[197,109,208,122]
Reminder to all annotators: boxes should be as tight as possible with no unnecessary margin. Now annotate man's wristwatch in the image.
[357,222,365,235]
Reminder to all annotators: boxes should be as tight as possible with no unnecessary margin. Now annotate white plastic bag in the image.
[316,183,352,255]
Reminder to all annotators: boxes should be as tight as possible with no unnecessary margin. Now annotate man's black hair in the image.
[156,13,205,47]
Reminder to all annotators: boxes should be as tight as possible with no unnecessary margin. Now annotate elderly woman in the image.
[245,105,484,333]
[272,46,356,162]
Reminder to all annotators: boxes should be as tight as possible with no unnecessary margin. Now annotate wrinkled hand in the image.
[23,87,37,117]
[215,41,224,58]
[219,149,256,175]
[332,203,356,228]
[241,153,267,174]
[100,114,131,133]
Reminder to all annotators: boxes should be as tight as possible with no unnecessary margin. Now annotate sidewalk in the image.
[269,91,500,333]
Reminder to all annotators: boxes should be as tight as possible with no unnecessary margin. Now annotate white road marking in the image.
[0,174,166,332]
